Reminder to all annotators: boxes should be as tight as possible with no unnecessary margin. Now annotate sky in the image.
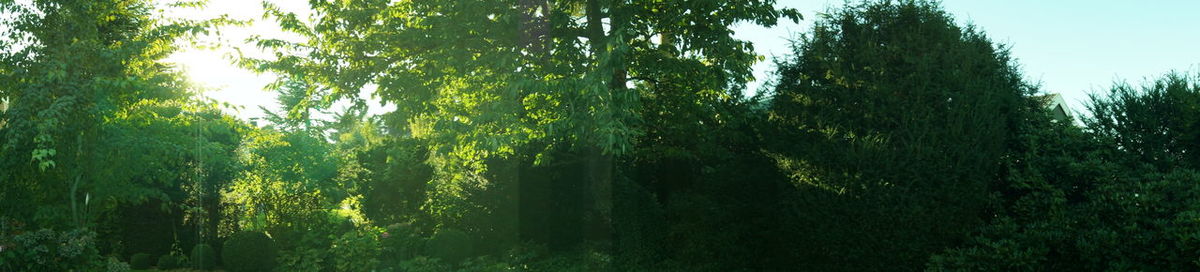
[168,0,1200,121]
[164,0,313,122]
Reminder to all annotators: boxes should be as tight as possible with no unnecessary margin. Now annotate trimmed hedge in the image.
[129,253,153,269]
[222,231,278,272]
[191,243,217,270]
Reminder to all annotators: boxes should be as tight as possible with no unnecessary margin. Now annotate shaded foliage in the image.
[7,0,1200,271]
[222,231,278,272]
[1085,72,1200,170]
[240,1,801,258]
[766,1,1032,270]
[931,72,1200,271]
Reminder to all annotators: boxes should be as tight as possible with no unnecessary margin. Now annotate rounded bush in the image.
[156,254,185,270]
[129,253,153,269]
[425,228,473,264]
[191,243,217,270]
[222,231,278,272]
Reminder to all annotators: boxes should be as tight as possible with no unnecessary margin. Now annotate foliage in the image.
[190,243,217,270]
[519,245,614,272]
[1085,72,1200,170]
[765,1,1032,270]
[129,253,154,269]
[610,175,666,269]
[220,125,390,271]
[156,253,187,270]
[0,2,242,270]
[220,128,342,234]
[241,1,801,250]
[105,256,132,272]
[391,255,523,272]
[276,246,324,272]
[426,228,474,264]
[929,72,1200,271]
[0,228,104,271]
[266,199,371,271]
[359,137,435,228]
[396,256,453,272]
[331,228,384,272]
[9,0,1200,271]
[222,231,278,272]
[0,0,235,230]
[379,222,425,267]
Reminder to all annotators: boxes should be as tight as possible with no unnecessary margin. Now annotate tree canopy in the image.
[766,1,1032,269]
[5,0,1200,271]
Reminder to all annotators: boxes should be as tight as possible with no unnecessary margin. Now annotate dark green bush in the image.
[190,243,217,270]
[930,72,1200,270]
[0,228,105,271]
[425,228,472,264]
[156,254,185,270]
[381,223,423,265]
[129,252,153,269]
[129,253,153,269]
[222,231,278,272]
[766,1,1031,270]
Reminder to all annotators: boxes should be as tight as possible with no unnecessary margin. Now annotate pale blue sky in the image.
[735,0,1200,117]
[172,1,1200,121]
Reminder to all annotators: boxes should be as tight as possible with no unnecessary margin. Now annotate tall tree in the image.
[1085,72,1200,170]
[932,72,1200,271]
[0,0,221,227]
[241,0,799,251]
[766,1,1032,270]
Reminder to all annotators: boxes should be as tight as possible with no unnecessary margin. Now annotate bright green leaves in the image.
[242,0,800,231]
[222,127,359,235]
[30,148,56,171]
[247,0,797,158]
[0,0,243,228]
[261,1,314,38]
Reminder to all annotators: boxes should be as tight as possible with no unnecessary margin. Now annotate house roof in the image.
[1033,93,1071,122]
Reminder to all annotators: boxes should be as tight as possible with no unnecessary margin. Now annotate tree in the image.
[258,78,328,134]
[766,1,1032,270]
[240,0,800,253]
[0,0,229,229]
[220,128,343,233]
[931,72,1200,271]
[1085,72,1200,170]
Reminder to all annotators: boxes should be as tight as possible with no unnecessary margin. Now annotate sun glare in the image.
[163,0,394,123]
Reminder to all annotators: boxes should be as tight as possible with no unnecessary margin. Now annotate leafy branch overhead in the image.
[242,0,799,166]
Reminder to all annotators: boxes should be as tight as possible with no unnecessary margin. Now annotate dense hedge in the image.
[222,232,278,272]
[129,253,153,269]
